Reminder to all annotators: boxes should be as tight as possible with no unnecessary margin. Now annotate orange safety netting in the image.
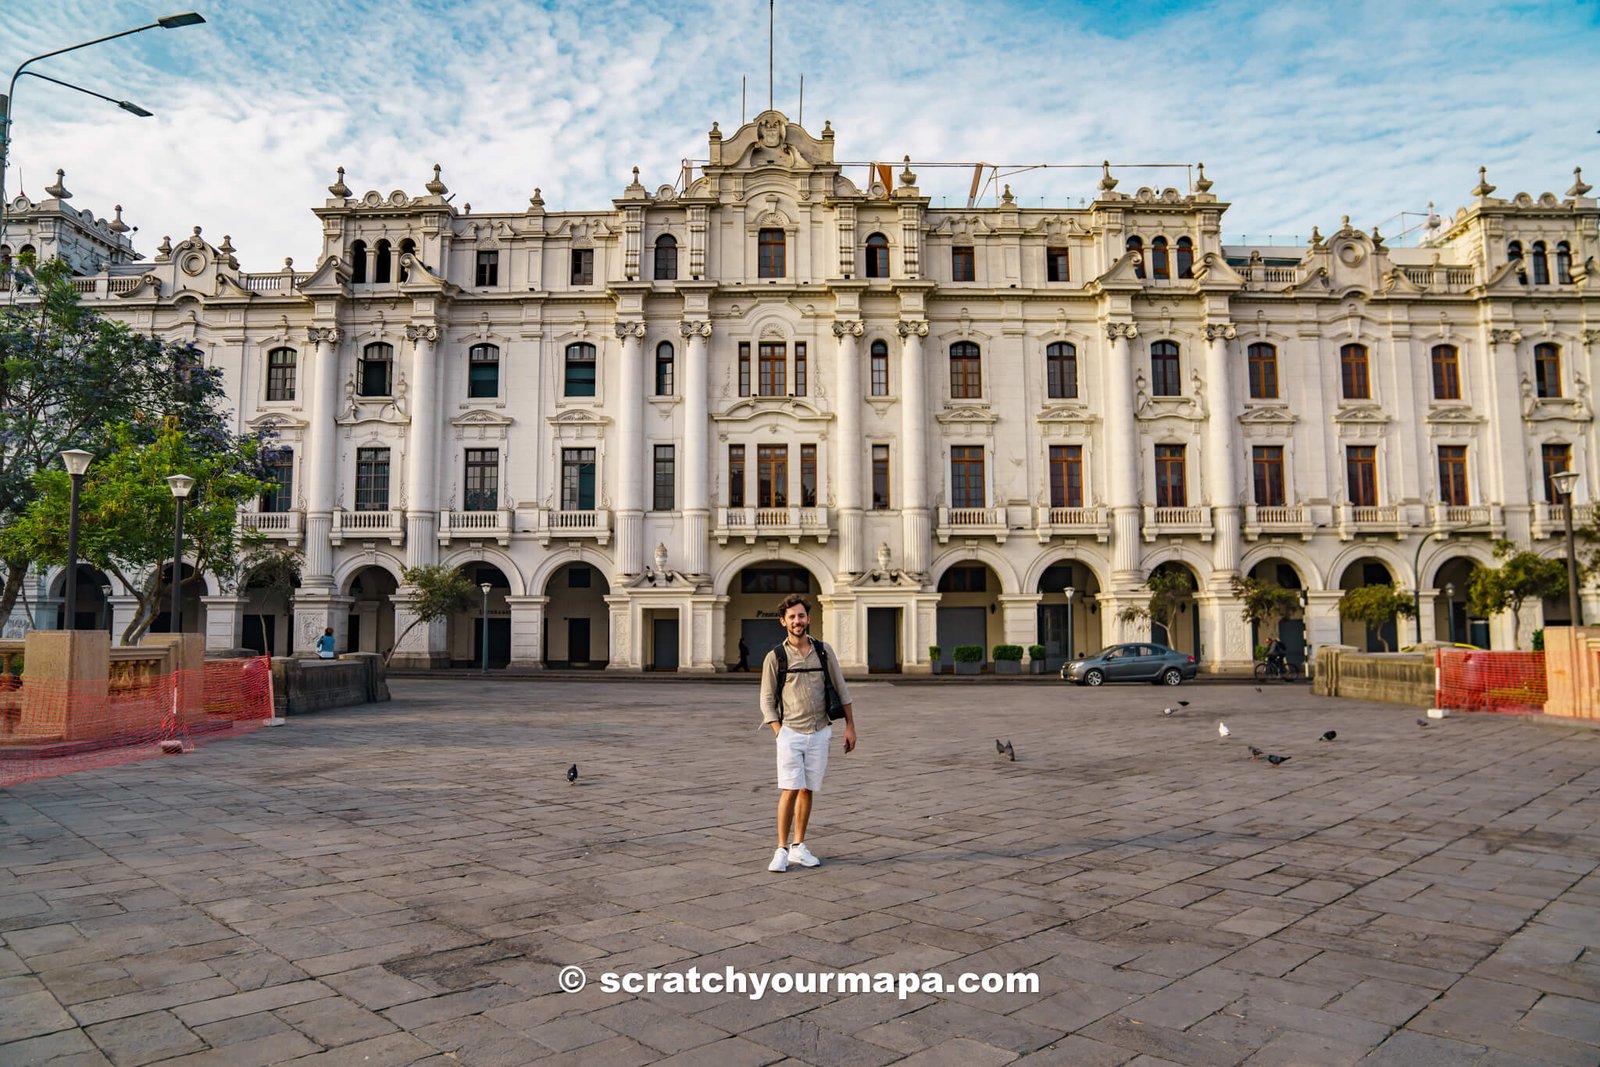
[0,657,274,788]
[1436,649,1548,713]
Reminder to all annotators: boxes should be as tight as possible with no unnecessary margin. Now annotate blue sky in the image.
[3,0,1596,267]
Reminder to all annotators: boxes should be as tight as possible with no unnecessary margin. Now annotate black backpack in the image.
[773,640,846,723]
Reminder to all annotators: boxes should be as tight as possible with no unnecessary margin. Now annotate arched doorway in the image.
[1140,561,1200,656]
[725,563,824,667]
[1431,556,1480,646]
[344,566,398,656]
[242,562,300,656]
[544,562,610,668]
[1037,560,1103,669]
[935,561,1001,670]
[50,564,111,632]
[450,563,512,668]
[150,562,203,634]
[1246,558,1307,663]
[1338,558,1398,651]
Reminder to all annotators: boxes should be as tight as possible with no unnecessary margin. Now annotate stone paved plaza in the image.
[2,677,1598,1066]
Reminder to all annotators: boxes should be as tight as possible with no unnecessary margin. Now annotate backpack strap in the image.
[772,641,789,723]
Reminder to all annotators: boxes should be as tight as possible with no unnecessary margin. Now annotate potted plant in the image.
[992,644,1024,674]
[928,645,943,674]
[1028,644,1047,674]
[953,644,984,675]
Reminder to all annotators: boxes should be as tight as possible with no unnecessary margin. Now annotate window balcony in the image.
[1532,501,1596,539]
[1033,506,1109,543]
[237,507,303,544]
[715,506,831,545]
[1142,505,1214,542]
[1243,504,1312,541]
[530,508,611,546]
[331,508,405,546]
[1335,503,1404,540]
[935,506,1008,544]
[1428,503,1500,534]
[438,507,512,546]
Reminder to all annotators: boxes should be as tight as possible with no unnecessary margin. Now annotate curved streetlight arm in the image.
[17,71,153,117]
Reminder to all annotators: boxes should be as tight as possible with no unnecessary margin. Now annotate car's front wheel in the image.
[1160,668,1183,686]
[1083,669,1104,687]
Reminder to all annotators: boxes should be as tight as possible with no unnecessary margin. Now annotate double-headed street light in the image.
[166,474,194,633]
[1552,469,1583,626]
[60,449,94,630]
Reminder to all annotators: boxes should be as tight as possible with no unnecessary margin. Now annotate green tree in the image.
[1231,576,1303,641]
[0,256,241,626]
[1337,584,1415,652]
[1467,540,1568,649]
[0,425,264,642]
[387,564,477,665]
[236,542,302,657]
[1118,565,1195,645]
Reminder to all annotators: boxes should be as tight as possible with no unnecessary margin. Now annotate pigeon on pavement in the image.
[1266,754,1291,766]
[1163,706,1176,716]
[1416,718,1430,728]
[1218,722,1230,737]
[1003,740,1016,761]
[1248,746,1264,760]
[567,764,578,784]
[996,738,1006,755]
[1320,730,1337,742]
[1178,700,1190,707]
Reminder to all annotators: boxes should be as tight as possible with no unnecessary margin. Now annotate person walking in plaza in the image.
[759,594,856,872]
[737,636,751,672]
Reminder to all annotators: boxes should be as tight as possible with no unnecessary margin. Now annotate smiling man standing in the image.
[759,593,856,872]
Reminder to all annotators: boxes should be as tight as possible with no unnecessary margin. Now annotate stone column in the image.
[200,594,247,652]
[1104,322,1143,582]
[1304,590,1345,653]
[680,320,713,576]
[1487,328,1532,544]
[292,593,356,658]
[505,594,547,669]
[387,587,447,668]
[304,327,343,586]
[107,594,140,646]
[614,321,647,577]
[404,324,441,568]
[999,593,1043,657]
[1203,322,1242,580]
[898,319,931,575]
[833,320,866,575]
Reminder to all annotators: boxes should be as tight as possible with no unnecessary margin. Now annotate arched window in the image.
[1151,236,1170,279]
[398,238,416,283]
[758,228,785,278]
[950,342,982,399]
[1340,343,1370,400]
[864,233,889,278]
[654,235,678,281]
[266,347,297,401]
[1046,342,1078,399]
[1555,241,1573,284]
[350,240,367,284]
[564,342,597,397]
[1535,343,1562,398]
[1531,241,1549,285]
[1508,240,1527,285]
[1247,343,1278,399]
[19,243,36,259]
[358,342,393,396]
[374,239,392,284]
[1430,345,1461,401]
[0,245,10,272]
[655,341,674,396]
[1150,341,1181,395]
[468,344,499,398]
[870,340,889,396]
[1125,236,1145,279]
[1176,236,1194,279]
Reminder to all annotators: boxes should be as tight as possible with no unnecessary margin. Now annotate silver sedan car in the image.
[1062,643,1199,686]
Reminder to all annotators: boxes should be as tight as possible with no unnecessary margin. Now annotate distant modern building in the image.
[4,115,1596,671]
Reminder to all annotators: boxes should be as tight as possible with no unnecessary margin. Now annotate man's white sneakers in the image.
[787,842,821,867]
[768,847,789,872]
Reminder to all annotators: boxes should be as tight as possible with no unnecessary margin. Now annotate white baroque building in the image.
[4,114,1597,672]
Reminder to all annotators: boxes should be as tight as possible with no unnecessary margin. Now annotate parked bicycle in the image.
[1254,657,1302,681]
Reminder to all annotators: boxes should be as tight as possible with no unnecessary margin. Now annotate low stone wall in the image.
[1543,626,1600,720]
[1314,647,1434,708]
[270,653,390,716]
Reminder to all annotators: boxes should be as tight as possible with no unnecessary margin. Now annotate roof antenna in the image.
[768,0,775,113]
[742,76,746,126]
[798,74,804,127]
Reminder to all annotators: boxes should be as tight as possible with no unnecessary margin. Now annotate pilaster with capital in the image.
[1202,322,1242,579]
[833,319,866,573]
[1103,322,1142,578]
[614,321,648,575]
[305,326,343,586]
[1486,326,1532,543]
[680,320,713,575]
[404,324,442,568]
[898,319,931,574]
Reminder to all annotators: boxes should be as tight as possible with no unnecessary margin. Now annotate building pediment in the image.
[246,412,310,432]
[1238,404,1298,425]
[708,111,835,172]
[712,396,830,423]
[935,405,999,425]
[1333,404,1389,424]
[1037,404,1096,425]
[1424,404,1484,425]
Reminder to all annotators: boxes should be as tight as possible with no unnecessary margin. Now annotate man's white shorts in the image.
[775,724,831,792]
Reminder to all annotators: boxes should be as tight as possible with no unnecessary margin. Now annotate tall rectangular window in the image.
[1048,446,1083,508]
[950,342,982,399]
[564,343,596,397]
[794,342,807,397]
[1346,445,1377,507]
[800,443,816,506]
[464,448,498,511]
[468,344,500,398]
[355,447,390,511]
[653,445,675,511]
[262,449,293,513]
[654,342,674,396]
[756,445,787,508]
[1252,446,1285,506]
[570,248,594,285]
[561,449,595,511]
[758,342,786,396]
[1046,247,1070,282]
[358,343,393,397]
[728,444,746,508]
[1340,343,1371,400]
[950,446,985,508]
[1046,343,1078,399]
[872,444,890,510]
[475,250,499,287]
[1438,445,1469,506]
[266,348,297,401]
[951,246,975,282]
[870,341,889,396]
[738,342,751,397]
[1542,443,1572,503]
[1151,341,1181,396]
[1535,343,1562,398]
[1247,343,1278,400]
[1155,444,1186,507]
[758,228,786,278]
[1431,344,1460,400]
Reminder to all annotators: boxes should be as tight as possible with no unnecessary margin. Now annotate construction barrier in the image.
[1435,649,1547,713]
[0,656,274,788]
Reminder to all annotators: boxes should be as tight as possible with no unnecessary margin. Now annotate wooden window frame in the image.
[266,347,297,402]
[758,228,786,278]
[654,235,677,280]
[1247,342,1278,400]
[951,245,975,282]
[756,444,788,508]
[728,444,746,508]
[871,444,890,510]
[1151,236,1170,280]
[864,233,889,278]
[1346,446,1378,507]
[464,448,498,511]
[1430,344,1461,401]
[870,340,889,396]
[1155,444,1187,508]
[758,342,786,397]
[738,342,751,397]
[1252,446,1285,507]
[1048,445,1083,508]
[1438,445,1469,506]
[654,342,674,397]
[358,343,393,397]
[355,447,390,511]
[950,342,982,400]
[1340,343,1371,401]
[799,443,817,506]
[474,250,499,287]
[1046,342,1078,399]
[561,448,596,511]
[1046,246,1070,282]
[262,449,294,513]
[1541,443,1572,503]
[950,446,985,509]
[1535,343,1562,399]
[570,247,594,285]
[1151,341,1181,397]
[653,445,675,511]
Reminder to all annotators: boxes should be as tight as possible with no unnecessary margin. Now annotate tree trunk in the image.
[384,619,423,666]
[0,561,28,633]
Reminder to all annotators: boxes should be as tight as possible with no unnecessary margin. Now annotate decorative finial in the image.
[632,166,640,184]
[528,187,545,211]
[821,119,833,137]
[463,203,471,215]
[328,166,350,198]
[425,163,447,196]
[1001,183,1015,205]
[1371,225,1384,247]
[157,235,173,257]
[1309,226,1323,247]
[45,168,72,200]
[1194,162,1213,194]
[283,257,294,270]
[192,225,202,237]
[709,121,721,137]
[900,155,916,186]
[1426,201,1442,232]
[109,204,129,234]
[219,234,234,255]
[1569,167,1593,197]
[1471,166,1495,198]
[1098,160,1118,193]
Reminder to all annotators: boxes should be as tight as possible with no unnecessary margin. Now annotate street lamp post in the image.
[1552,469,1583,626]
[59,449,93,630]
[1412,531,1446,645]
[0,13,205,249]
[166,474,194,633]
[1444,582,1457,645]
[1064,585,1075,664]
[479,583,492,673]
[102,583,114,636]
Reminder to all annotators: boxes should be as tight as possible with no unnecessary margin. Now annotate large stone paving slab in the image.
[1,678,1597,1065]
